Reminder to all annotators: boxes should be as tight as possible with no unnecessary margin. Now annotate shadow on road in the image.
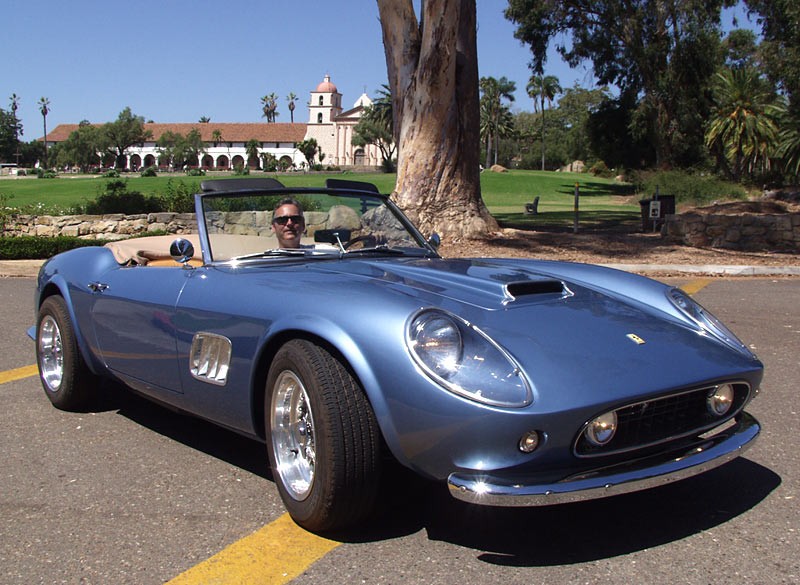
[101,383,780,564]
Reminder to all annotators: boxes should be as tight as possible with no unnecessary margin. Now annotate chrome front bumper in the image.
[448,412,760,507]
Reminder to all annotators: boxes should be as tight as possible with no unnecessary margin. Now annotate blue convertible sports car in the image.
[31,178,763,531]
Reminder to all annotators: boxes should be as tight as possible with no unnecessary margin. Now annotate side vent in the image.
[190,332,232,386]
[505,279,567,301]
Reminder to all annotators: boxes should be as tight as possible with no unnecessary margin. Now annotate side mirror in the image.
[427,233,441,250]
[169,238,195,267]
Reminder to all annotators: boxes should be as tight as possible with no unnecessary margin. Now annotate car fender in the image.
[259,310,408,456]
[34,247,120,376]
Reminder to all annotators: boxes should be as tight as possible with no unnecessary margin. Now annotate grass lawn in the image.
[0,170,641,230]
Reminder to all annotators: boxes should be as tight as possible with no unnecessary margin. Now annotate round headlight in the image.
[585,411,618,446]
[707,384,734,416]
[406,310,532,407]
[408,313,462,380]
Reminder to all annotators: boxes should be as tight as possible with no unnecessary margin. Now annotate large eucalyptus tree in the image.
[377,0,497,239]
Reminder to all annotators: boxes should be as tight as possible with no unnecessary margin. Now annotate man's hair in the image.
[274,197,304,215]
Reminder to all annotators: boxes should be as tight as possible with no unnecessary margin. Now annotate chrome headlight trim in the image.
[667,288,754,356]
[406,309,532,408]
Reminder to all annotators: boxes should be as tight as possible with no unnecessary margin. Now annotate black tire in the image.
[265,339,381,532]
[36,296,97,411]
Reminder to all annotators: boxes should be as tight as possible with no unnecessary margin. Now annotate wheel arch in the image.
[35,278,103,376]
[249,324,391,452]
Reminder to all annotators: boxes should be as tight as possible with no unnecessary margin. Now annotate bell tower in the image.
[308,75,342,125]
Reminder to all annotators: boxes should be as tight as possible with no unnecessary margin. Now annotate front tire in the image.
[36,296,97,411]
[266,339,381,532]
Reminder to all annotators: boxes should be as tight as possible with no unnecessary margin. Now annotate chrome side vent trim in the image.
[189,332,232,386]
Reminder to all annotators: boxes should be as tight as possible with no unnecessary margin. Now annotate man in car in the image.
[271,198,305,248]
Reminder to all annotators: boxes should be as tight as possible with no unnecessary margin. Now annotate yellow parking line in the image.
[0,364,38,385]
[681,278,712,296]
[166,513,341,585]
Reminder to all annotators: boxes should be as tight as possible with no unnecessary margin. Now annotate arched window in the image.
[317,113,323,123]
[318,96,324,106]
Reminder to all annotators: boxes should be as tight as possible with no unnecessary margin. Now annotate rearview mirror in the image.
[314,229,352,244]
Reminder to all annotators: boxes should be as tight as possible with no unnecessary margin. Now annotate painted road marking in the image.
[681,278,713,295]
[0,364,38,384]
[0,363,341,584]
[1,276,716,583]
[166,513,341,585]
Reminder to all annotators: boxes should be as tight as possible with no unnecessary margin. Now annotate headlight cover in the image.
[406,309,532,408]
[667,288,754,356]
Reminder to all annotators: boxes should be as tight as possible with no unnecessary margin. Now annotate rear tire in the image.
[266,339,381,532]
[36,296,97,411]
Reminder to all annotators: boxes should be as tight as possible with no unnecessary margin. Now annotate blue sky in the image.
[4,0,756,136]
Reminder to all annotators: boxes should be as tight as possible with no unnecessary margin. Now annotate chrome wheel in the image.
[270,370,316,501]
[38,314,64,392]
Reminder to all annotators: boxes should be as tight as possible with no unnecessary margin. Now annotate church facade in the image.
[45,76,381,171]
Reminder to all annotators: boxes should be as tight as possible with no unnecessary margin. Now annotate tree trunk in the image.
[377,0,498,240]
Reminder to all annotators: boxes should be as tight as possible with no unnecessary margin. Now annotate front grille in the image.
[575,382,751,457]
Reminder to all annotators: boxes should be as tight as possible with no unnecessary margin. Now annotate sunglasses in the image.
[272,214,304,226]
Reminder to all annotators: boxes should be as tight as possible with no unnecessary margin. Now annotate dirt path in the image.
[438,227,800,271]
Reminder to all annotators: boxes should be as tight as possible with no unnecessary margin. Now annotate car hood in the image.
[318,256,576,309]
[315,256,762,403]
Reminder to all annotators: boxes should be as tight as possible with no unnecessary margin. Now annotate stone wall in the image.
[3,213,198,240]
[663,203,800,252]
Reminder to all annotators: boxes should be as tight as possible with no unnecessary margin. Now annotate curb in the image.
[600,263,800,276]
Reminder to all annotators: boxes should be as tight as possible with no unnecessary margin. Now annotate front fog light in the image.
[519,431,540,453]
[585,412,618,446]
[707,384,734,416]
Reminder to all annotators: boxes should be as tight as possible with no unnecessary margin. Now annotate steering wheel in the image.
[343,235,377,250]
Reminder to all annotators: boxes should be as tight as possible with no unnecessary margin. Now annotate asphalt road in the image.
[1,276,797,585]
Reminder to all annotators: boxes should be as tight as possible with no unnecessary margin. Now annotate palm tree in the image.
[260,93,279,123]
[210,129,224,170]
[9,94,21,164]
[245,138,261,169]
[38,97,50,169]
[705,68,779,181]
[479,76,516,167]
[775,116,800,180]
[526,74,562,170]
[287,93,298,123]
[199,116,211,123]
[9,93,19,132]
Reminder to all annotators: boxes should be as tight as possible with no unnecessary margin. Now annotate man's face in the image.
[271,203,305,248]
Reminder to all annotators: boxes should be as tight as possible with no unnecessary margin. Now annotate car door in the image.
[89,265,196,395]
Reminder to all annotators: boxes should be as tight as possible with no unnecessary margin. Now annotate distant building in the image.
[44,75,381,171]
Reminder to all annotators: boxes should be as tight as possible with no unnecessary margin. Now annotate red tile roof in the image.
[44,122,308,143]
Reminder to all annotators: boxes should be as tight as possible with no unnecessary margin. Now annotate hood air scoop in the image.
[504,279,569,303]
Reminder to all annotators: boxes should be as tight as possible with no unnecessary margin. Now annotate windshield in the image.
[199,189,435,263]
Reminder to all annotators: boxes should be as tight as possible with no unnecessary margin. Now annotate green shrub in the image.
[158,178,197,213]
[80,179,162,215]
[185,168,206,176]
[140,166,158,177]
[633,170,747,205]
[589,161,613,178]
[35,168,57,179]
[0,236,106,259]
[102,169,120,178]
